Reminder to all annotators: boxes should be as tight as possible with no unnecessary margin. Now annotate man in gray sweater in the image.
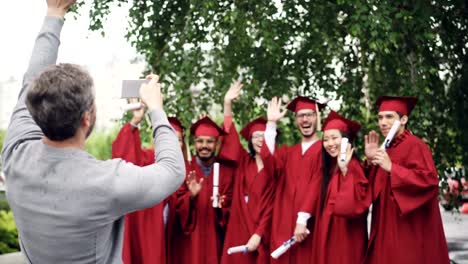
[0,1,185,263]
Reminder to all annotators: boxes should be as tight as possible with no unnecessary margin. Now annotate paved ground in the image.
[443,209,468,263]
[0,207,467,264]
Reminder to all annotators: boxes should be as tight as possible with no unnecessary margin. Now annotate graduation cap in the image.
[375,96,417,116]
[286,96,327,113]
[190,116,227,138]
[168,117,184,133]
[287,96,327,131]
[322,111,361,140]
[240,117,267,140]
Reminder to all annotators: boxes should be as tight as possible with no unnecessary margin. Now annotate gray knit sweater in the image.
[1,16,185,264]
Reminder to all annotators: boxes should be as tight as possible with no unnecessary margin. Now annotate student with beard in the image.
[0,1,185,262]
[298,111,371,264]
[171,116,237,264]
[363,96,449,264]
[263,96,326,263]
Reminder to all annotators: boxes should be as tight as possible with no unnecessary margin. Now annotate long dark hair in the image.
[319,131,352,213]
[247,140,256,158]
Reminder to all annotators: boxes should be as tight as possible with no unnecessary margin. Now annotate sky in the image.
[0,1,145,129]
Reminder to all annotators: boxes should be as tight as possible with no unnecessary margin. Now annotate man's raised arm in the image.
[1,2,74,165]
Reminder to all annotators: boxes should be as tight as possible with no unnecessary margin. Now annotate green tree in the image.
[0,129,5,152]
[85,127,120,160]
[76,1,467,185]
[0,210,19,254]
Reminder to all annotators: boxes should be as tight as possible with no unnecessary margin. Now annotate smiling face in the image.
[295,109,317,138]
[194,136,217,161]
[250,131,265,154]
[378,111,406,137]
[323,129,342,158]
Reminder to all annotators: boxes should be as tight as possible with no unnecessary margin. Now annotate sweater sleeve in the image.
[2,17,63,169]
[111,110,186,215]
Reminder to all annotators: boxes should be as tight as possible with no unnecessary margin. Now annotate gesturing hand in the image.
[337,143,354,176]
[186,171,203,198]
[128,98,145,126]
[224,80,243,104]
[47,0,77,18]
[365,130,380,160]
[267,97,287,123]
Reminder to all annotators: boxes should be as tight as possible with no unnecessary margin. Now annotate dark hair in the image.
[396,111,408,127]
[26,63,94,140]
[247,140,256,158]
[319,131,352,213]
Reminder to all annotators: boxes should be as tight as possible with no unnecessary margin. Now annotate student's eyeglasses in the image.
[295,112,316,119]
[194,138,217,144]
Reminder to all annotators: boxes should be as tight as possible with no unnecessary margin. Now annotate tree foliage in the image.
[78,1,467,182]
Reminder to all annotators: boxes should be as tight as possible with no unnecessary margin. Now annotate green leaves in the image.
[77,1,467,196]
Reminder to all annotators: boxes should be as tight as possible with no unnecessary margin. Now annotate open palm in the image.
[365,131,380,160]
[186,171,203,197]
[267,97,287,122]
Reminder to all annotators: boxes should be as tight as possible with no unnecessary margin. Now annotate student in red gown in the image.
[298,111,371,264]
[263,96,326,263]
[363,96,449,264]
[220,82,277,264]
[171,116,237,264]
[112,106,188,264]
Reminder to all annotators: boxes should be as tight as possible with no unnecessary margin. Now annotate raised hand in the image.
[267,97,287,123]
[128,98,145,126]
[337,143,354,176]
[140,74,163,111]
[365,130,380,160]
[186,171,204,198]
[224,80,243,104]
[47,0,77,17]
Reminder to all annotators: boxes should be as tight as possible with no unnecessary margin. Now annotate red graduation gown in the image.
[220,129,276,264]
[112,123,180,264]
[266,141,322,264]
[364,130,449,264]
[170,156,235,264]
[308,158,370,264]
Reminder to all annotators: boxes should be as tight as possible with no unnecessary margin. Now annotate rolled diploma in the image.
[227,245,248,255]
[271,237,296,259]
[212,162,220,208]
[121,102,142,112]
[380,120,401,150]
[340,137,349,162]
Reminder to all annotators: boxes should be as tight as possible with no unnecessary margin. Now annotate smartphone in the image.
[121,79,149,98]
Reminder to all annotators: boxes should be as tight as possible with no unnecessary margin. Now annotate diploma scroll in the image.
[227,245,248,255]
[212,162,220,208]
[271,237,296,259]
[271,230,310,259]
[380,120,401,150]
[121,102,142,112]
[340,137,349,162]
